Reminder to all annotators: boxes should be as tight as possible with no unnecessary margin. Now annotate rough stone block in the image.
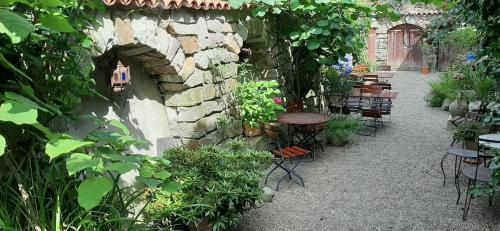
[178,36,199,54]
[224,33,241,54]
[219,62,239,79]
[179,57,196,79]
[114,17,134,46]
[184,69,204,88]
[160,82,187,92]
[177,105,206,122]
[207,19,237,33]
[164,86,204,107]
[167,21,198,35]
[194,51,210,69]
[206,48,239,65]
[203,71,214,83]
[203,85,217,100]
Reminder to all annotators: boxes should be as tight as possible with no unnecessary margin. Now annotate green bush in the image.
[145,140,274,230]
[326,116,363,139]
[425,71,459,107]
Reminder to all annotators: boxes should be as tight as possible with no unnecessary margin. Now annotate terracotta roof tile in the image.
[102,0,232,10]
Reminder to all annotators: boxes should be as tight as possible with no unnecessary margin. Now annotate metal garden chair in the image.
[264,129,310,191]
[461,135,498,221]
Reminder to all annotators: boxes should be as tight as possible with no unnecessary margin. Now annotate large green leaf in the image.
[66,153,101,176]
[77,176,113,211]
[0,100,38,125]
[0,134,5,157]
[306,40,321,50]
[4,92,49,113]
[0,9,34,43]
[136,176,162,187]
[40,13,75,32]
[109,120,130,135]
[162,181,182,193]
[105,162,138,174]
[45,136,94,161]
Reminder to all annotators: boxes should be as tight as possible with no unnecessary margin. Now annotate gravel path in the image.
[238,71,500,230]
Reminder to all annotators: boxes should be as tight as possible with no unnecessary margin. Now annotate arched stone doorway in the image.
[387,24,424,71]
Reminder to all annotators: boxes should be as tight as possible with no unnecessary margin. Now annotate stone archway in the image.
[85,8,246,151]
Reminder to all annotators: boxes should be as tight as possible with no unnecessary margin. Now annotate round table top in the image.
[277,112,330,125]
[479,134,500,149]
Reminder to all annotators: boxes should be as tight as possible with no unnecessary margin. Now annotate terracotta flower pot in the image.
[421,66,431,74]
[353,64,369,72]
[243,124,261,137]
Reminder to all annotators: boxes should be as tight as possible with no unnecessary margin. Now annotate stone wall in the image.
[87,8,250,151]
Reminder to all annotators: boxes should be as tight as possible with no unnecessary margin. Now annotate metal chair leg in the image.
[455,156,463,204]
[462,179,473,221]
[264,163,281,186]
[440,152,450,187]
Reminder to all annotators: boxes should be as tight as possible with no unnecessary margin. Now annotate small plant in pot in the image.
[326,116,363,146]
[235,80,285,137]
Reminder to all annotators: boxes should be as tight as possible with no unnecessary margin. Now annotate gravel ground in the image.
[237,71,500,231]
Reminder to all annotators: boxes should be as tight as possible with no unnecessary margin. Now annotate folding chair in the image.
[360,85,383,136]
[264,129,311,191]
[363,74,379,84]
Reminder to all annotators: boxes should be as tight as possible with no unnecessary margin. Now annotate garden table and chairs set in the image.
[440,110,500,220]
[265,71,399,190]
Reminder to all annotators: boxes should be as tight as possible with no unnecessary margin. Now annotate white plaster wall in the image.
[71,58,171,157]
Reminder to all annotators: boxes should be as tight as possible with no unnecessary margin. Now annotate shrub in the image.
[326,116,363,139]
[145,140,274,230]
[425,70,459,107]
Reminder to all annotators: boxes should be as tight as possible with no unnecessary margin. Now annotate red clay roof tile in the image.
[102,0,232,10]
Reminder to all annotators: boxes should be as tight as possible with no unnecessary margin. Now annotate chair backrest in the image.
[363,74,379,83]
[361,85,382,94]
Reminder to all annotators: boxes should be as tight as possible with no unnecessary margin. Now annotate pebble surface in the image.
[237,71,500,231]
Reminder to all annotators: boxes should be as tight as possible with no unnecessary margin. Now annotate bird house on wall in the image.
[111,61,131,93]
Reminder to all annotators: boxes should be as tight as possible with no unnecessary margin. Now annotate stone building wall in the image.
[87,8,251,152]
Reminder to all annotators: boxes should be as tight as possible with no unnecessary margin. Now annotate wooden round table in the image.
[277,112,330,125]
[277,112,331,159]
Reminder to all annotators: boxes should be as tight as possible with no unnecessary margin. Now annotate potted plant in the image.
[325,116,363,146]
[235,80,285,137]
[421,43,433,74]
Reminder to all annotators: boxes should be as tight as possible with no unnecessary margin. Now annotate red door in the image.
[387,24,423,71]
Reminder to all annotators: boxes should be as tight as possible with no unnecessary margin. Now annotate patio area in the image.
[238,71,500,230]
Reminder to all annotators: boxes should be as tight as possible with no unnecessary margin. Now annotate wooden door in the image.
[387,24,423,71]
